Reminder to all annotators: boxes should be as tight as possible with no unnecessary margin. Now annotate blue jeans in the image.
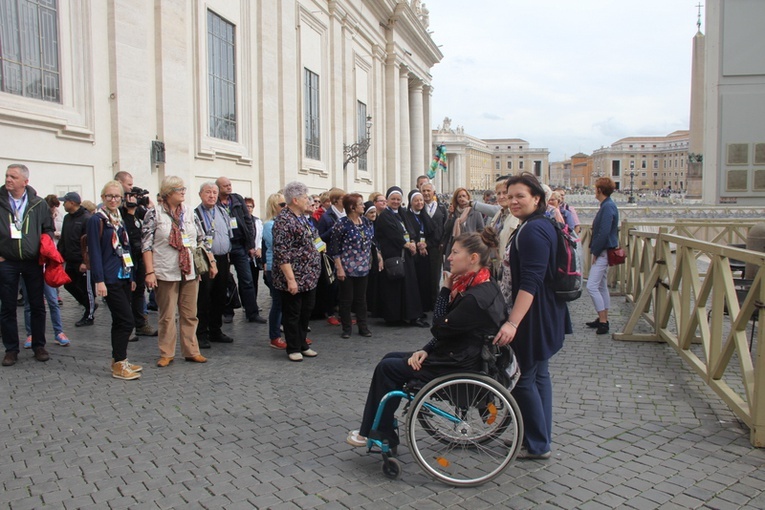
[0,259,46,352]
[228,242,258,319]
[24,281,63,336]
[511,359,553,455]
[264,270,282,340]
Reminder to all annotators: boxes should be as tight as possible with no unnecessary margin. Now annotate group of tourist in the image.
[0,161,620,461]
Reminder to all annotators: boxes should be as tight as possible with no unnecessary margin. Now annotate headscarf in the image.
[364,201,376,216]
[163,203,192,276]
[386,186,403,200]
[450,266,491,302]
[407,189,423,212]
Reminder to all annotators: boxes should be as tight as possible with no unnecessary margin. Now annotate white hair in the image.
[283,181,308,202]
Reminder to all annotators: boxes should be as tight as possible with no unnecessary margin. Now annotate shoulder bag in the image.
[383,249,406,280]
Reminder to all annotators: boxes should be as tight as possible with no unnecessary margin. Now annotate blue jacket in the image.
[317,207,340,243]
[590,196,619,257]
[509,212,570,369]
[87,213,133,285]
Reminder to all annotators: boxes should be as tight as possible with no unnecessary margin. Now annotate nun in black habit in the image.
[375,186,429,328]
[405,189,434,313]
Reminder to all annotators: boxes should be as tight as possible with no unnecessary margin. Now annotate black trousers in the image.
[358,351,438,448]
[104,279,133,362]
[197,254,230,336]
[337,275,368,332]
[280,287,316,354]
[427,244,443,310]
[0,259,46,352]
[64,262,96,318]
[130,258,147,327]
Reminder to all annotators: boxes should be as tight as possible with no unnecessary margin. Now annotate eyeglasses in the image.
[278,202,287,207]
[246,204,254,209]
[103,195,122,201]
[171,187,187,193]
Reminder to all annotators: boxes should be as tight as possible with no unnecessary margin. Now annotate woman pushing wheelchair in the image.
[347,226,507,450]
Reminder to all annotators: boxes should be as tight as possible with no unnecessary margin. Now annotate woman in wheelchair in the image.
[347,227,507,449]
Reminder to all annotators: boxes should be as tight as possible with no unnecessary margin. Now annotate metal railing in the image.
[612,225,765,446]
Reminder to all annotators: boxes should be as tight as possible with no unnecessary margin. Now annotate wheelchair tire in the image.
[382,457,402,480]
[407,373,523,487]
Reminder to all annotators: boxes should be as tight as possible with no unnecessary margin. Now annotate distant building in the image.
[431,121,549,192]
[591,131,689,192]
[702,0,765,205]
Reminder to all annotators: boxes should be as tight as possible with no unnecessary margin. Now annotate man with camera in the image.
[115,171,157,338]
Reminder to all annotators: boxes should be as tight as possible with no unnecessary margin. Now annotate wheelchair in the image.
[364,340,524,487]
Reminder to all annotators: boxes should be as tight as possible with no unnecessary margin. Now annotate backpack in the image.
[521,215,583,302]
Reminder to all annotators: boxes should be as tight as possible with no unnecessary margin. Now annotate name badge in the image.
[122,252,134,268]
[10,224,22,239]
[403,232,410,243]
[205,235,213,246]
[182,234,192,247]
[313,237,326,253]
[230,218,238,229]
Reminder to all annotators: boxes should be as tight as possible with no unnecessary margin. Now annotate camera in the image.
[125,186,150,207]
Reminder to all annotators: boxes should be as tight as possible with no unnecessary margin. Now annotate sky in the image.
[427,1,703,161]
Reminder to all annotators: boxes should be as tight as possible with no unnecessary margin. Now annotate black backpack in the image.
[520,215,583,302]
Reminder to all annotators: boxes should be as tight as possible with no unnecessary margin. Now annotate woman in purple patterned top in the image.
[329,193,382,339]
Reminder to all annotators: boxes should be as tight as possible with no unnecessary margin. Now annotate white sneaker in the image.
[288,352,303,362]
[346,430,367,447]
[301,348,318,358]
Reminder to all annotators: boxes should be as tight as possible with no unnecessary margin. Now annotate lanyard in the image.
[202,206,216,235]
[9,192,27,230]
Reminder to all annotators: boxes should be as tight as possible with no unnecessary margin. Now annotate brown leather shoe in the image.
[156,357,174,367]
[2,351,18,366]
[33,347,50,362]
[184,354,207,363]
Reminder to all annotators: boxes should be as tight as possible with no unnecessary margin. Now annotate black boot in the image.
[596,321,610,335]
[586,318,601,328]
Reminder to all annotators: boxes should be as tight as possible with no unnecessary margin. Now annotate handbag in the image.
[383,249,406,280]
[321,252,336,285]
[194,245,213,275]
[607,247,626,266]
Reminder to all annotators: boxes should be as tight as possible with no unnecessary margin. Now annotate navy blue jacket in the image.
[509,212,570,369]
[589,196,619,257]
[86,213,133,285]
[317,207,341,243]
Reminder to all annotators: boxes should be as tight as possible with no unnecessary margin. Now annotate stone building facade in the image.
[0,0,441,213]
[591,131,690,192]
[431,120,549,193]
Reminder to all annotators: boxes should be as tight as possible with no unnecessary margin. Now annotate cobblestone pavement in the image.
[1,287,764,509]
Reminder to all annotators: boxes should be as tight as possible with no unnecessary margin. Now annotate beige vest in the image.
[152,203,198,281]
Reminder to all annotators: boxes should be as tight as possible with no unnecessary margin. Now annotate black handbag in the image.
[383,249,406,280]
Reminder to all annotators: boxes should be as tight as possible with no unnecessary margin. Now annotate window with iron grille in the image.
[207,10,236,141]
[0,0,60,103]
[304,68,320,160]
[357,100,367,171]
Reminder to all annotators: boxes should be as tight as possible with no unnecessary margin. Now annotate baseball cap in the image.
[58,191,81,204]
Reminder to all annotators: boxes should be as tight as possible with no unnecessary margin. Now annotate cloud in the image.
[593,118,630,139]
[481,113,503,121]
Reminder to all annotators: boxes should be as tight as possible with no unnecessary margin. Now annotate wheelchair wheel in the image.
[407,373,523,487]
[382,457,402,480]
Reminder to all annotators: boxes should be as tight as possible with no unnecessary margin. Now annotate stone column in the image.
[423,85,432,174]
[384,58,401,188]
[399,67,410,187]
[409,80,424,187]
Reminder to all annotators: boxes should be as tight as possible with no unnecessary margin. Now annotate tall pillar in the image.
[409,80,424,187]
[399,67,411,187]
[384,57,400,188]
[423,85,432,174]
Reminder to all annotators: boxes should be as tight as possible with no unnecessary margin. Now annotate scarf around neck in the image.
[163,203,191,276]
[452,205,471,239]
[450,266,491,302]
[97,206,126,251]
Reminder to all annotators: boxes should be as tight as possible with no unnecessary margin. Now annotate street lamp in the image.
[628,160,636,204]
[343,116,373,170]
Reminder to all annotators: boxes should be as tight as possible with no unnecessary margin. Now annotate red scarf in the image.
[164,204,191,276]
[449,266,491,302]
